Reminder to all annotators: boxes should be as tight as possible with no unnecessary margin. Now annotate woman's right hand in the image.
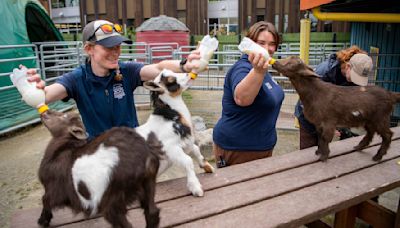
[20,65,68,104]
[248,53,269,75]
[22,65,46,89]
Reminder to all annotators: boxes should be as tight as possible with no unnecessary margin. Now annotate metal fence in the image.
[3,41,396,134]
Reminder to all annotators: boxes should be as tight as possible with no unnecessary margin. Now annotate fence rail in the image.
[1,41,397,134]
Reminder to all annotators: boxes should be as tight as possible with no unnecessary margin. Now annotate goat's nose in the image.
[40,110,51,119]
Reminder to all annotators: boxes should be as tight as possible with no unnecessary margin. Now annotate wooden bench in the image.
[11,127,400,228]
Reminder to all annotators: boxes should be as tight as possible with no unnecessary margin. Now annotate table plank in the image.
[178,159,400,228]
[58,137,400,228]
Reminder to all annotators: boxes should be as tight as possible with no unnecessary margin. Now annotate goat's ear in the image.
[143,81,164,92]
[300,65,319,78]
[69,126,87,140]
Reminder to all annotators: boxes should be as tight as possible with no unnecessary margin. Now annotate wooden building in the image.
[78,0,350,35]
[79,0,209,35]
[39,0,350,35]
[79,0,302,34]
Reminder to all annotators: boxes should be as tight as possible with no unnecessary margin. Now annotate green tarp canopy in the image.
[0,0,64,76]
[0,0,73,134]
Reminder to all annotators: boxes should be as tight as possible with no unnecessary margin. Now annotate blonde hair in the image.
[84,41,96,63]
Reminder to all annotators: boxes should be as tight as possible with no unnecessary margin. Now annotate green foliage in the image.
[182,91,193,104]
[62,33,82,41]
[282,32,350,43]
[193,35,239,45]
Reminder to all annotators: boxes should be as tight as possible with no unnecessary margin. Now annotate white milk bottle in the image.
[10,67,49,114]
[190,35,219,79]
[238,37,276,64]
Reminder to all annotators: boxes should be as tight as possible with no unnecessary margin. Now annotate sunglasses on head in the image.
[88,24,123,41]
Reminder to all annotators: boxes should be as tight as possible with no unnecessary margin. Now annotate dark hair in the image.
[246,21,280,51]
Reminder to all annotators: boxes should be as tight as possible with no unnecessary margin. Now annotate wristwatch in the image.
[179,58,188,73]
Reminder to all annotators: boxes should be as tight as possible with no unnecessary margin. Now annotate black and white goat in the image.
[137,69,215,197]
[38,110,162,228]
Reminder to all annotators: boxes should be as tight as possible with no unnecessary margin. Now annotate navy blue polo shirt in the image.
[213,55,284,151]
[56,61,144,139]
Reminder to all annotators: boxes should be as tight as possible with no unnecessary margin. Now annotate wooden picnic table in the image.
[11,127,400,228]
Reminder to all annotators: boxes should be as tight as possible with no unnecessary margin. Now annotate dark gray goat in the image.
[273,56,400,161]
[38,109,163,228]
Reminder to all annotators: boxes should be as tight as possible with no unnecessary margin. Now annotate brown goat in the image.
[38,109,163,228]
[272,56,400,161]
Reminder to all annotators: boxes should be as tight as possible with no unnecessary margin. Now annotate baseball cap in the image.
[348,53,373,86]
[82,20,132,48]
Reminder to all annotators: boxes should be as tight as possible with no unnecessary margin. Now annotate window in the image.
[208,17,238,35]
[52,0,79,8]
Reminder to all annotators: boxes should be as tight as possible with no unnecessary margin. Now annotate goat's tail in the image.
[392,92,400,103]
[146,132,165,160]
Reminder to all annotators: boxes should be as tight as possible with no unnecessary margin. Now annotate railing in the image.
[3,41,392,134]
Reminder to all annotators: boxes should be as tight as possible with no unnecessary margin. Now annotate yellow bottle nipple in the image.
[38,104,49,114]
[189,72,198,79]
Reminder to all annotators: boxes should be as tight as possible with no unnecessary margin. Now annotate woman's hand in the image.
[22,65,46,89]
[20,65,68,104]
[248,53,269,75]
[183,49,201,73]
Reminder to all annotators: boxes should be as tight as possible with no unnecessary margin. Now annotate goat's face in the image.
[272,56,319,79]
[143,69,191,97]
[41,110,87,140]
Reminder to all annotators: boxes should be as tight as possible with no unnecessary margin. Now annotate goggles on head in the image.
[88,24,123,41]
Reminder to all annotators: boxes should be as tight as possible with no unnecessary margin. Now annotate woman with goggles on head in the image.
[25,19,202,139]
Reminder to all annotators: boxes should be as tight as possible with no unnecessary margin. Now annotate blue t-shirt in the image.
[213,55,284,151]
[56,61,144,139]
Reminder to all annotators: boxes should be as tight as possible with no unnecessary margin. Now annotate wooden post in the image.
[357,200,395,228]
[395,196,400,228]
[334,206,357,228]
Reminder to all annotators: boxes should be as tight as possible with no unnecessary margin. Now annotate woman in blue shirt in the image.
[213,21,284,167]
[25,19,201,139]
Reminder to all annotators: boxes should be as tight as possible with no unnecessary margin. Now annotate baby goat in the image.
[136,69,215,197]
[272,56,400,161]
[38,110,162,228]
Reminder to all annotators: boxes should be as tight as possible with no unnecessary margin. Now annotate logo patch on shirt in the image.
[265,82,273,90]
[271,77,279,85]
[113,83,125,99]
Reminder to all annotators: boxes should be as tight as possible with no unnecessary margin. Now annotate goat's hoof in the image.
[192,189,204,197]
[354,145,364,151]
[315,149,321,155]
[372,154,383,161]
[319,155,328,162]
[188,184,204,197]
[38,218,50,227]
[202,161,215,173]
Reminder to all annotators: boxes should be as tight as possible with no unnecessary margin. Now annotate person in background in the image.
[26,19,201,139]
[295,46,374,149]
[213,21,284,168]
